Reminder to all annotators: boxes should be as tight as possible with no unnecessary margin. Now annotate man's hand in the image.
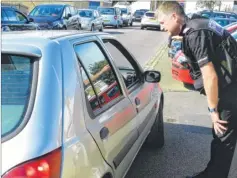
[211,112,228,135]
[101,65,111,73]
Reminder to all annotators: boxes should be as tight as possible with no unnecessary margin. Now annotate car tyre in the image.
[91,24,95,31]
[141,26,144,30]
[130,21,133,26]
[99,24,103,32]
[145,97,164,149]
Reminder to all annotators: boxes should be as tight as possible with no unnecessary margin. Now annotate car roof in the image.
[201,10,235,14]
[145,11,155,13]
[2,30,106,41]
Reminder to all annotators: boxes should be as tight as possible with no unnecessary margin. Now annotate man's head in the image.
[157,1,186,36]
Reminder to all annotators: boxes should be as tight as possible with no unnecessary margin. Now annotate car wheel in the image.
[141,26,144,30]
[63,26,67,30]
[130,21,133,26]
[145,97,164,149]
[91,24,95,31]
[115,22,119,29]
[99,24,103,32]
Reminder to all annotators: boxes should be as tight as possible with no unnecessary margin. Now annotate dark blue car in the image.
[28,4,81,30]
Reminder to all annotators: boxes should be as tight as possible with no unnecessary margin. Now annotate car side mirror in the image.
[144,70,161,83]
[28,18,34,22]
[67,13,72,18]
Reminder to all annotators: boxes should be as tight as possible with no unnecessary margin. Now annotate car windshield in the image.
[121,8,127,14]
[79,10,93,18]
[1,54,34,138]
[29,5,64,17]
[145,12,155,17]
[135,11,144,16]
[98,8,114,15]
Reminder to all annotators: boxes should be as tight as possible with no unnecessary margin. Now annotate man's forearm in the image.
[203,75,219,109]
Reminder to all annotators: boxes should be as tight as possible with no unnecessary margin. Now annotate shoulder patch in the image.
[208,19,224,36]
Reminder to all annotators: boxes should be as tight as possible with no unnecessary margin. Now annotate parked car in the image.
[197,10,237,19]
[133,10,145,22]
[1,6,38,31]
[98,7,123,28]
[141,11,160,30]
[2,30,164,178]
[232,30,237,39]
[28,4,81,30]
[120,8,133,26]
[224,22,237,33]
[213,17,237,27]
[78,9,103,31]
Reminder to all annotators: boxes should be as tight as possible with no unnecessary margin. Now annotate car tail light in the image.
[114,16,117,20]
[3,148,61,178]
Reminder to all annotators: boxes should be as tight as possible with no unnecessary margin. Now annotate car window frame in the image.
[15,10,28,23]
[1,53,39,143]
[101,37,144,93]
[73,39,125,118]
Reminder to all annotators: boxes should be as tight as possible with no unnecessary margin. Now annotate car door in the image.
[101,37,159,142]
[97,10,103,28]
[69,6,79,30]
[63,6,73,29]
[72,36,139,176]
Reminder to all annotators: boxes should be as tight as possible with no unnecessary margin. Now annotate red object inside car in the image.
[171,51,194,84]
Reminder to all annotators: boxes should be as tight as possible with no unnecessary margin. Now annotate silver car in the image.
[141,11,160,30]
[120,8,133,26]
[98,7,123,28]
[2,30,164,178]
[78,9,104,31]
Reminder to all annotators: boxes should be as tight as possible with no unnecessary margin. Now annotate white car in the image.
[141,11,160,30]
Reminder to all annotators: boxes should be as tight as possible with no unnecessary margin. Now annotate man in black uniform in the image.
[157,1,237,178]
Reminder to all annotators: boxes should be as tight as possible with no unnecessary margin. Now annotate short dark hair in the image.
[157,1,185,17]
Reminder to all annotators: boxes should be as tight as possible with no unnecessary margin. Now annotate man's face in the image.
[158,12,181,36]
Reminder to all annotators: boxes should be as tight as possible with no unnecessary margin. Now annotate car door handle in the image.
[135,97,141,107]
[100,127,109,140]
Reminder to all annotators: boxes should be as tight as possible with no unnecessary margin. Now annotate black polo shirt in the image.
[180,18,237,97]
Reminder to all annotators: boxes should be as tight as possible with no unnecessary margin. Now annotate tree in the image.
[112,1,136,6]
[89,60,115,85]
[196,0,222,10]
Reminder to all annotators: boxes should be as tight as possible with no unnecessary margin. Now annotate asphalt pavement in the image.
[103,23,235,178]
[104,22,169,66]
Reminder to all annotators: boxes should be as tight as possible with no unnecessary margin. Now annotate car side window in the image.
[1,10,8,21]
[4,9,18,21]
[65,7,70,16]
[69,6,76,15]
[15,11,27,22]
[74,41,123,115]
[103,39,141,89]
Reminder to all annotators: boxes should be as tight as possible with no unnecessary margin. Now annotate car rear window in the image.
[98,8,114,15]
[1,54,34,138]
[145,12,155,17]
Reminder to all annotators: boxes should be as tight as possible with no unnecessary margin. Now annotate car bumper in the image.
[171,62,194,84]
[141,22,160,28]
[103,19,117,26]
[81,23,91,30]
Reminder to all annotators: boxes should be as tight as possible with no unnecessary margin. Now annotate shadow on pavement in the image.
[125,123,212,178]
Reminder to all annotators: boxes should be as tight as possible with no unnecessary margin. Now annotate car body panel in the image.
[2,30,163,178]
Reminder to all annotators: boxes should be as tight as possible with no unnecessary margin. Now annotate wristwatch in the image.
[208,107,217,113]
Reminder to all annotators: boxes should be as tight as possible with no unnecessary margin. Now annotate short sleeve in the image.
[187,30,216,68]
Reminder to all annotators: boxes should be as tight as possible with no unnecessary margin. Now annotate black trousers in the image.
[201,85,237,178]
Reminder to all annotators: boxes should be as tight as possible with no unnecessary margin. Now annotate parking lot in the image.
[2,8,237,177]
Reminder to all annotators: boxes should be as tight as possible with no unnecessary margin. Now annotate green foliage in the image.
[196,0,222,10]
